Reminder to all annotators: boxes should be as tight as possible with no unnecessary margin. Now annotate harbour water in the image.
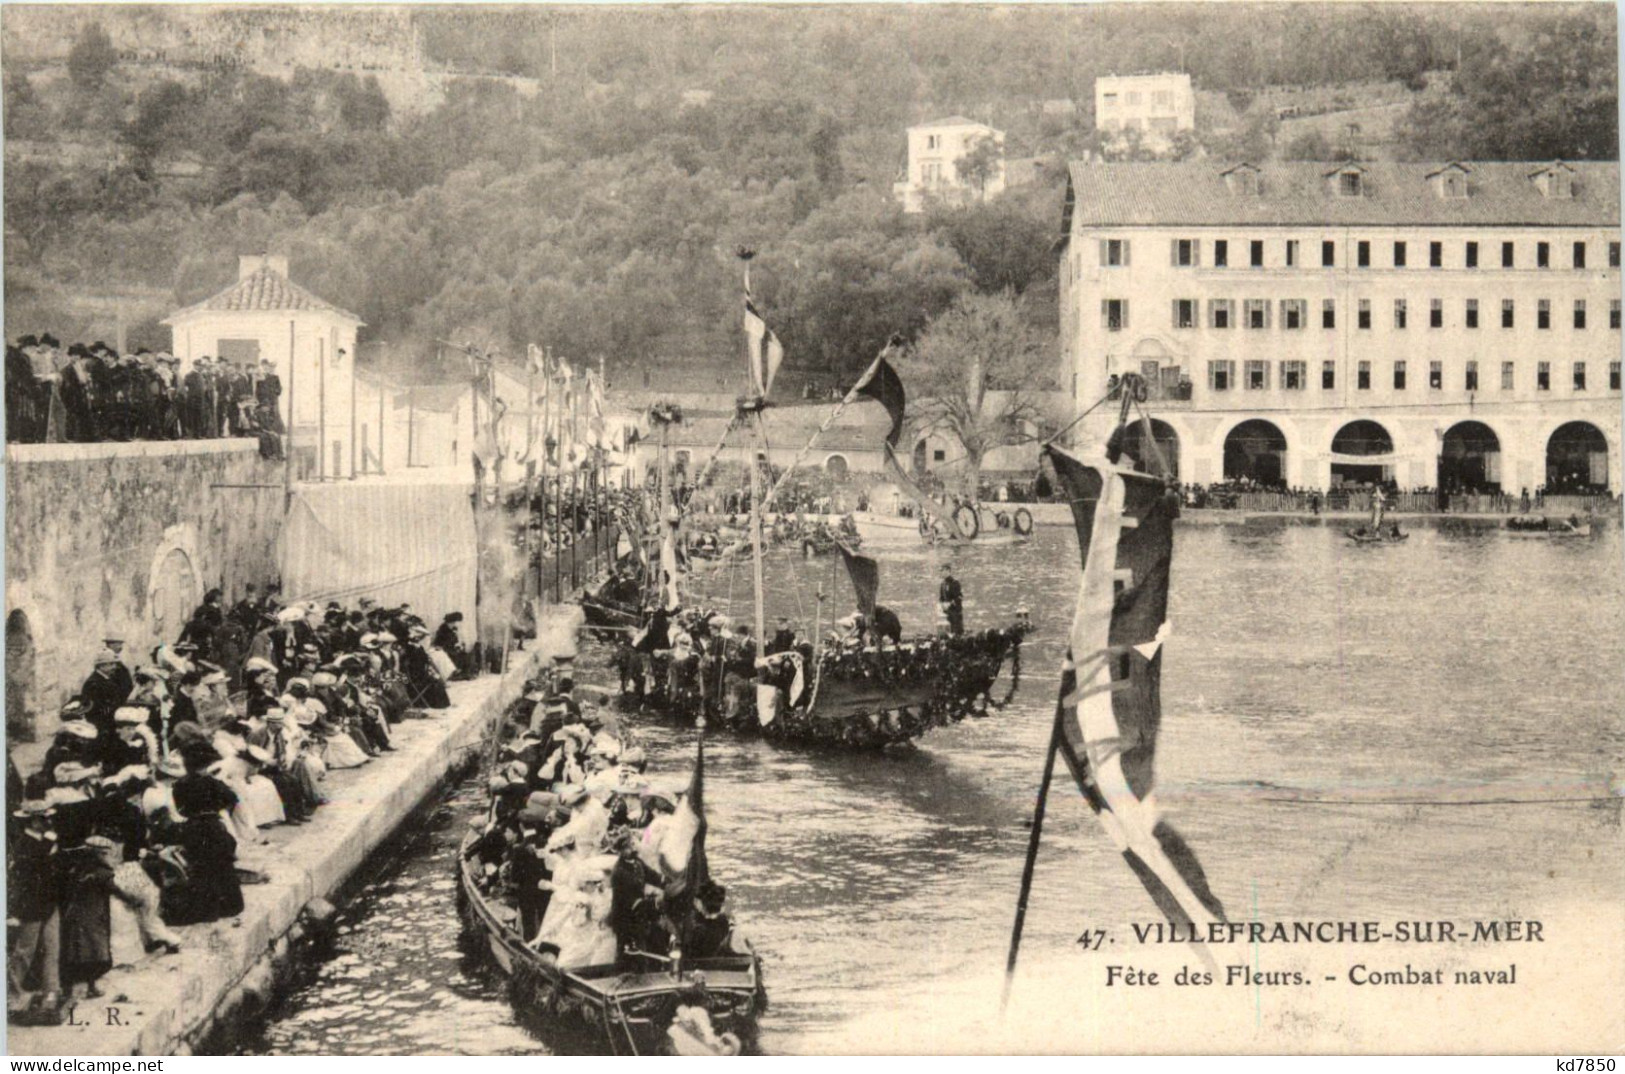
[246,517,1624,1054]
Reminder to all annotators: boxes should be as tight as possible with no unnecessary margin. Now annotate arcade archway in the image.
[1330,420,1394,487]
[824,454,850,480]
[1118,419,1180,480]
[1223,420,1287,486]
[1439,421,1502,492]
[1546,421,1610,493]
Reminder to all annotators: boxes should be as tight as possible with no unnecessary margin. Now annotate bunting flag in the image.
[852,337,907,448]
[882,442,968,540]
[743,288,784,399]
[836,540,880,622]
[586,368,607,450]
[659,738,709,905]
[526,342,546,375]
[1047,444,1227,933]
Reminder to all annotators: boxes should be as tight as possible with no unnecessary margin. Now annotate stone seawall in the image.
[4,439,285,742]
[6,606,582,1057]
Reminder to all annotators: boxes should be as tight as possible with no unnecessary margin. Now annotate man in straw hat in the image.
[8,799,63,1020]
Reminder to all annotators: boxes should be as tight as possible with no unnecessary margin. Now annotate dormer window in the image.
[1428,163,1471,200]
[1223,163,1260,196]
[1325,164,1366,197]
[1532,163,1576,199]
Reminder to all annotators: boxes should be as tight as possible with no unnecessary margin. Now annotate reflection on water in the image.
[249,517,1624,1054]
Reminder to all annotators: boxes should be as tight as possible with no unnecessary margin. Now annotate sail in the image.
[659,499,682,610]
[1046,443,1227,931]
[659,737,709,905]
[851,343,907,448]
[881,442,968,539]
[836,540,879,621]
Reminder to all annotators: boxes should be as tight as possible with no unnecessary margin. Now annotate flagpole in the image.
[1000,683,1067,1017]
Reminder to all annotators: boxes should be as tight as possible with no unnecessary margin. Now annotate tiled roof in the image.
[1065,160,1621,229]
[914,115,990,130]
[169,267,363,322]
[392,383,467,413]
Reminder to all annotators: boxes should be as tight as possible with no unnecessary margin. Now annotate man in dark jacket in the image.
[79,650,132,761]
[938,563,964,637]
[7,800,62,1017]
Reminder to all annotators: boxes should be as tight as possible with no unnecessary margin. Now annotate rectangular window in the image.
[1214,239,1229,268]
[1103,298,1128,331]
[1429,241,1443,268]
[1102,239,1130,267]
[1208,360,1234,391]
[1322,240,1335,267]
[1573,241,1586,269]
[1174,239,1199,267]
[1281,360,1306,390]
[1245,360,1269,390]
[1285,239,1299,267]
[1614,300,1622,329]
[1537,299,1551,329]
[1611,242,1620,268]
[1393,360,1407,390]
[1611,361,1621,390]
[1502,241,1515,268]
[1466,299,1479,328]
[1357,360,1371,390]
[1573,362,1586,391]
[1501,361,1515,390]
[1429,360,1443,389]
[1210,298,1234,329]
[1537,241,1550,268]
[1250,240,1264,268]
[1430,298,1443,328]
[1465,360,1479,391]
[1394,298,1407,328]
[1173,299,1197,329]
[1537,361,1550,390]
[1322,298,1336,329]
[1392,241,1407,268]
[1466,241,1479,269]
[1357,240,1370,268]
[1575,299,1587,329]
[1245,298,1270,329]
[1502,299,1515,328]
[1322,360,1336,390]
[1281,299,1306,329]
[1357,299,1371,329]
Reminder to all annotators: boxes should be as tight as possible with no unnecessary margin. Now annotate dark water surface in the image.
[247,517,1624,1054]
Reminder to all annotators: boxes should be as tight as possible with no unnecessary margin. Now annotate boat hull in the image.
[456,839,765,1055]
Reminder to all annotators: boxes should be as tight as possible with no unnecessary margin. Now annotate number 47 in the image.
[1076,929,1107,950]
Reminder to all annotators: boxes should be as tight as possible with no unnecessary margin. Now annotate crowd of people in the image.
[5,586,477,1025]
[5,334,285,457]
[466,667,740,980]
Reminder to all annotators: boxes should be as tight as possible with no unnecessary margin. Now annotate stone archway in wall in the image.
[911,440,929,474]
[6,609,37,742]
[146,525,204,653]
[1546,421,1610,493]
[1223,419,1288,486]
[824,453,849,480]
[1329,419,1395,487]
[1118,418,1181,480]
[1439,421,1502,493]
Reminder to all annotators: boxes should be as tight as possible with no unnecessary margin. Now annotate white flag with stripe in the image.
[744,290,784,399]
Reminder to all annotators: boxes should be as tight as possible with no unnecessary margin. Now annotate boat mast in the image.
[739,247,767,646]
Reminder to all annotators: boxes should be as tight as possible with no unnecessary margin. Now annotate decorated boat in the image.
[619,250,1029,751]
[1345,526,1409,544]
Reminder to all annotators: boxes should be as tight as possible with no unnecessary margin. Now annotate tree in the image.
[955,134,1002,200]
[1282,128,1332,162]
[894,290,1054,494]
[925,199,1053,296]
[67,23,118,93]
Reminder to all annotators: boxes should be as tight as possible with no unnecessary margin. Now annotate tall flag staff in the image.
[1000,373,1227,1016]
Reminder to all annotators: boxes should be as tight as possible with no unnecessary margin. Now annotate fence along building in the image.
[1058,160,1623,495]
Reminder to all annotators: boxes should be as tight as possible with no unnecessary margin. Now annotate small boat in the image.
[1345,527,1408,544]
[1504,516,1592,538]
[456,841,765,1055]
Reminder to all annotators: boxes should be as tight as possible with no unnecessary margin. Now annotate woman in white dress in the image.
[282,680,369,770]
[213,743,287,829]
[532,853,619,969]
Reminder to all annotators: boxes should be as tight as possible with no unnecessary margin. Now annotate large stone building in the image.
[893,116,1006,214]
[1094,72,1195,153]
[1058,160,1622,494]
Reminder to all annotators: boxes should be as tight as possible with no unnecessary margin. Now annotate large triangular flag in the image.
[851,338,907,448]
[744,288,784,399]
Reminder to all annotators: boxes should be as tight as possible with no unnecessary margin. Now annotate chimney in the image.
[238,254,290,281]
